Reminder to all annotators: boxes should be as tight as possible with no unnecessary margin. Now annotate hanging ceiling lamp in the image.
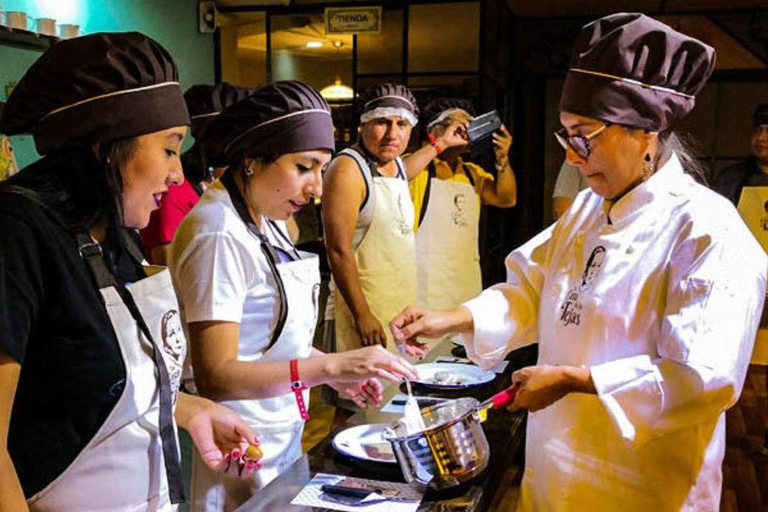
[320,77,353,101]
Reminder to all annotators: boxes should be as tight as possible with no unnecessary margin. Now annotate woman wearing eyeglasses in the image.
[390,13,766,511]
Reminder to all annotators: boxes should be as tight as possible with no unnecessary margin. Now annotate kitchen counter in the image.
[235,341,537,512]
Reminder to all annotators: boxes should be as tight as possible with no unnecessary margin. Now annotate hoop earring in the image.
[641,153,654,180]
[244,166,254,177]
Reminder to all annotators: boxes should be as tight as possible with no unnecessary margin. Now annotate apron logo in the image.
[452,193,469,227]
[559,246,606,327]
[161,309,185,403]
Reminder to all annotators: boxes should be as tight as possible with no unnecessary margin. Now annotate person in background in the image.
[551,159,587,219]
[0,102,19,182]
[169,81,419,512]
[322,84,467,360]
[711,104,768,206]
[140,82,253,265]
[405,98,516,311]
[0,32,257,512]
[711,103,768,454]
[390,13,766,511]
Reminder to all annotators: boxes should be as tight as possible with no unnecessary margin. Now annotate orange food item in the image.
[245,445,263,461]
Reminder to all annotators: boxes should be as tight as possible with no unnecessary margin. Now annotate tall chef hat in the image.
[359,83,419,127]
[0,32,190,154]
[200,80,335,167]
[559,13,716,131]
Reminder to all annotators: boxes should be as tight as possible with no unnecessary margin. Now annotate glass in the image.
[407,2,480,73]
[357,9,403,74]
[219,12,267,87]
[554,123,612,159]
[270,13,353,93]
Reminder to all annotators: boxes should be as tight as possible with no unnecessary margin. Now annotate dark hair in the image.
[229,154,279,179]
[0,137,138,230]
[581,245,606,285]
[98,137,140,222]
[656,130,709,186]
[181,144,209,196]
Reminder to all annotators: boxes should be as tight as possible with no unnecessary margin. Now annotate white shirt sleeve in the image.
[461,224,555,369]
[172,231,260,324]
[553,161,585,199]
[590,225,767,447]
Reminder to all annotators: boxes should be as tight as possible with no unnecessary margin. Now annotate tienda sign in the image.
[325,7,382,34]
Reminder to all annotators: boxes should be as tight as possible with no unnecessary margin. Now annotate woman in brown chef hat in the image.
[391,13,766,511]
[169,80,418,511]
[0,32,259,511]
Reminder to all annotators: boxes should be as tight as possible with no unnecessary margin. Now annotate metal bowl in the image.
[383,397,490,489]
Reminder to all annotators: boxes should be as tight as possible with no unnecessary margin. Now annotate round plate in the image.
[331,423,397,464]
[414,362,495,388]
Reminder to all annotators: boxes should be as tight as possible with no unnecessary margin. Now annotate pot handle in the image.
[477,383,520,422]
[489,382,520,409]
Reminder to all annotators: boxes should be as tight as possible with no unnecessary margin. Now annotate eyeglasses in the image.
[554,123,612,159]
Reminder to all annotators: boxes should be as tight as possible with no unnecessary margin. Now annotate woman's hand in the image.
[508,365,594,412]
[330,378,384,409]
[355,310,387,347]
[493,124,512,166]
[328,345,419,384]
[177,394,261,477]
[389,306,473,344]
[438,120,470,150]
[221,444,263,480]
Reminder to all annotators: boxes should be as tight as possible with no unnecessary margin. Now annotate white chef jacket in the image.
[463,154,767,511]
[171,181,291,354]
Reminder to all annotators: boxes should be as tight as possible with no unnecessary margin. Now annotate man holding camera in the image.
[404,98,517,311]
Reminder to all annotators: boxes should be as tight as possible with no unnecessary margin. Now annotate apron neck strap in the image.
[265,218,301,262]
[221,172,289,349]
[355,144,405,180]
[355,143,381,178]
[73,229,187,505]
[462,163,475,187]
[419,161,436,229]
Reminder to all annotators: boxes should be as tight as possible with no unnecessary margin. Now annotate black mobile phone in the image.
[467,110,502,144]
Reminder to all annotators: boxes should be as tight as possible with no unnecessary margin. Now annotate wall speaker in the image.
[198,1,217,34]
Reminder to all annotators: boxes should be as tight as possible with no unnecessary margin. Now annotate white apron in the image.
[415,162,482,310]
[28,260,186,512]
[191,179,321,512]
[334,153,417,353]
[737,186,768,364]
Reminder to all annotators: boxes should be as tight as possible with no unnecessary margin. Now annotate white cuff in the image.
[461,289,516,370]
[590,355,663,445]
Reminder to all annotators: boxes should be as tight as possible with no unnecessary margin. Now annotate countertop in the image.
[235,340,537,511]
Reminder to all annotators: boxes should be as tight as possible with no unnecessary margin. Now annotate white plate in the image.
[413,362,495,388]
[331,423,396,464]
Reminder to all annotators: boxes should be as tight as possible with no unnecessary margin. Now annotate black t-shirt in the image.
[0,191,144,497]
[711,157,768,206]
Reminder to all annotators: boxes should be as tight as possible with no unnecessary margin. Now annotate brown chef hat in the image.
[360,83,419,126]
[184,82,254,140]
[422,97,475,130]
[0,32,189,154]
[559,13,716,132]
[201,80,335,167]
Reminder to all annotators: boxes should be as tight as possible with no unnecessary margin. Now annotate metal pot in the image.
[383,386,517,489]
